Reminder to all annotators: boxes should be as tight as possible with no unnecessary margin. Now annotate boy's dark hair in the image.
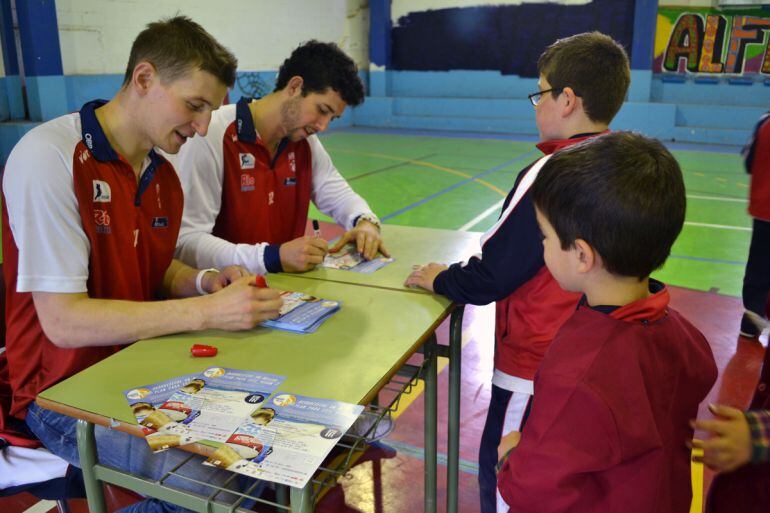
[531,132,685,279]
[275,40,364,106]
[537,31,630,125]
[122,16,237,88]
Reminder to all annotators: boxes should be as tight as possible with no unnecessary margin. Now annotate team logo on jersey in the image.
[288,152,296,173]
[94,209,111,234]
[241,173,255,191]
[152,217,169,228]
[284,177,297,186]
[92,180,111,203]
[239,153,255,169]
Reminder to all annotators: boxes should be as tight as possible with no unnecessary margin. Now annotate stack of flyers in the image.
[260,291,340,334]
[321,243,394,274]
[205,393,363,488]
[127,367,285,453]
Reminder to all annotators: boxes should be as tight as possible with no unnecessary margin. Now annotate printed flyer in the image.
[124,373,200,440]
[205,393,363,488]
[133,367,284,452]
[322,243,394,274]
[260,292,340,334]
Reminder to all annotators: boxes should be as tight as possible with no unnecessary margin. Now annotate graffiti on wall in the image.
[656,6,770,75]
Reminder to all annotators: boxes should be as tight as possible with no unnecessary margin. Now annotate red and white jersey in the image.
[1,99,183,420]
[173,96,377,275]
[744,112,770,221]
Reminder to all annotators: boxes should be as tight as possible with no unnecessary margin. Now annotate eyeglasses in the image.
[527,88,562,106]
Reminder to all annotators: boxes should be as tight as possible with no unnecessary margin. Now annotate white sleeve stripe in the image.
[17,276,88,293]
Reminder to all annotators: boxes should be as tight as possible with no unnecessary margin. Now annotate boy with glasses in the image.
[406,31,630,513]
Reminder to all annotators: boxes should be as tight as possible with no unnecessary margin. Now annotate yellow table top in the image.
[38,275,452,428]
[296,224,481,293]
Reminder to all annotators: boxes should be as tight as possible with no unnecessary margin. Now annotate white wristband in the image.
[195,268,219,295]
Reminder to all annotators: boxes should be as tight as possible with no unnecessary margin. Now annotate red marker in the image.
[190,344,218,357]
[253,275,267,288]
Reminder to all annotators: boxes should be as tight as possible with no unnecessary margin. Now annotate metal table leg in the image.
[76,420,107,513]
[275,484,289,511]
[447,306,464,513]
[290,483,313,513]
[424,332,438,513]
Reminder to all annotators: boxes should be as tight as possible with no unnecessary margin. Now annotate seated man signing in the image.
[174,40,387,274]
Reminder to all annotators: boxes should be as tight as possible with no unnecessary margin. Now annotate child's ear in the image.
[560,86,579,118]
[573,238,596,273]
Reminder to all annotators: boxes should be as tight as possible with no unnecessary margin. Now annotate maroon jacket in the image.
[498,282,717,512]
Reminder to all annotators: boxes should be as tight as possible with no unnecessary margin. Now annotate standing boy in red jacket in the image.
[496,132,718,513]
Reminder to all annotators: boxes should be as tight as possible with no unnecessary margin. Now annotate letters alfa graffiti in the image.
[664,13,770,75]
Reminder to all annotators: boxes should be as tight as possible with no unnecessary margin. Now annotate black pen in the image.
[312,219,321,238]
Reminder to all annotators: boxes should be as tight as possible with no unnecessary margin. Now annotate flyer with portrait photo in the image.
[260,291,341,334]
[138,367,285,453]
[321,243,394,274]
[124,373,200,436]
[205,393,363,488]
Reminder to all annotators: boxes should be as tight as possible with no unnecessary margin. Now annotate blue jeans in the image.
[26,402,259,513]
[743,218,770,317]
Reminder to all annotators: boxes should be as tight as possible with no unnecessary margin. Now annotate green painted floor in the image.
[316,129,751,298]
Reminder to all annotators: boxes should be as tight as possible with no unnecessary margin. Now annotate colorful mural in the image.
[656,5,770,76]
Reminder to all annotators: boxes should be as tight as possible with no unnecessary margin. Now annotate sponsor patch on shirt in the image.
[93,180,111,203]
[284,177,297,186]
[94,209,111,234]
[239,153,255,169]
[152,216,169,228]
[241,173,255,191]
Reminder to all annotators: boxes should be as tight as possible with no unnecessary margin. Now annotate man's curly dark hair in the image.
[275,40,364,106]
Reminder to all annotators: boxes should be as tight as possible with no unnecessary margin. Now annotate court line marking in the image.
[381,151,539,222]
[684,221,750,232]
[460,199,506,231]
[347,153,438,182]
[460,206,750,234]
[668,253,745,266]
[687,194,747,203]
[23,500,57,513]
[384,439,480,476]
[329,147,512,196]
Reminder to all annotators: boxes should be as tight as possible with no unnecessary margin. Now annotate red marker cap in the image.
[190,344,218,357]
[253,275,267,288]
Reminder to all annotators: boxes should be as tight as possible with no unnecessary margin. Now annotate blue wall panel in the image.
[64,74,124,112]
